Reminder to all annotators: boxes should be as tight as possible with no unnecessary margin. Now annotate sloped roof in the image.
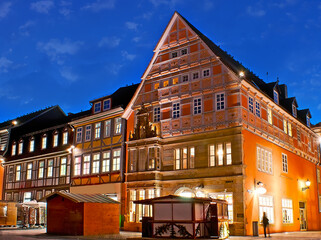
[0,106,54,130]
[176,12,312,127]
[43,192,120,204]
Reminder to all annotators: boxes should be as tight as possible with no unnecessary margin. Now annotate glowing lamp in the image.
[256,181,267,195]
[302,179,311,191]
[239,71,245,77]
[12,120,18,125]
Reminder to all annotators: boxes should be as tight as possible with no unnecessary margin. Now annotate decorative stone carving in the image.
[130,106,157,140]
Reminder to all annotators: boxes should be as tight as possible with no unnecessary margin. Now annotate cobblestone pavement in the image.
[0,229,320,240]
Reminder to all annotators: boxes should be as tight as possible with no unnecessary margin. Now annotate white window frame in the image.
[203,68,210,77]
[193,98,202,115]
[226,142,232,165]
[209,145,215,167]
[92,153,100,174]
[105,120,111,137]
[181,48,188,56]
[47,159,53,177]
[190,147,195,169]
[42,135,47,149]
[83,155,91,175]
[38,161,44,179]
[94,122,101,139]
[255,101,261,117]
[76,128,82,143]
[74,156,81,176]
[29,138,35,152]
[216,92,225,111]
[112,149,121,171]
[12,142,16,156]
[257,146,273,174]
[26,163,32,180]
[171,51,178,58]
[307,116,310,127]
[16,165,21,181]
[192,72,199,80]
[94,102,101,113]
[102,151,111,172]
[172,102,180,119]
[53,133,58,147]
[182,74,189,82]
[259,195,274,224]
[292,104,297,117]
[114,118,122,135]
[249,97,254,113]
[288,123,292,137]
[103,99,111,111]
[268,108,272,125]
[282,198,293,224]
[282,153,288,173]
[85,125,91,141]
[62,131,68,145]
[273,90,279,104]
[153,107,161,122]
[283,119,288,134]
[60,157,67,176]
[175,148,180,170]
[18,141,23,155]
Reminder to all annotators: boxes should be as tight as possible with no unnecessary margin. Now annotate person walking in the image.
[262,212,270,238]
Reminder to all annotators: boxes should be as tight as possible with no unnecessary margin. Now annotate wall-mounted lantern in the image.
[302,179,311,191]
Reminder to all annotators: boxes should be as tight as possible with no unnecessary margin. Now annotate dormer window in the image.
[18,140,23,155]
[11,142,16,156]
[53,132,59,147]
[292,104,297,118]
[62,130,68,145]
[42,135,47,149]
[103,99,111,111]
[307,116,310,127]
[94,102,101,113]
[273,90,279,104]
[29,138,35,152]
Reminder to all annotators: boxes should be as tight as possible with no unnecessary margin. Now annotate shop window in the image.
[282,199,293,223]
[259,195,274,224]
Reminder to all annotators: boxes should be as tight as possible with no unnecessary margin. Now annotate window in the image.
[193,98,202,115]
[74,157,81,176]
[282,153,288,173]
[85,125,91,141]
[154,83,159,89]
[94,123,101,139]
[92,153,100,174]
[268,108,272,125]
[11,142,16,156]
[76,128,82,143]
[42,135,47,149]
[29,138,35,152]
[114,118,122,135]
[103,99,111,111]
[171,52,177,58]
[16,165,21,181]
[63,131,68,145]
[307,116,310,127]
[102,151,111,172]
[226,142,232,165]
[148,147,159,170]
[172,102,180,119]
[257,146,273,174]
[60,157,67,176]
[319,195,321,213]
[129,149,137,172]
[283,120,288,134]
[182,75,189,82]
[190,147,195,169]
[83,155,90,175]
[273,90,279,104]
[172,77,179,85]
[255,102,261,117]
[112,149,121,171]
[216,93,225,110]
[53,133,58,147]
[38,161,44,179]
[47,160,53,177]
[94,102,101,113]
[18,141,23,154]
[102,120,110,138]
[209,193,233,223]
[163,80,169,87]
[217,143,223,166]
[249,97,254,113]
[129,190,137,222]
[153,107,160,122]
[8,166,13,182]
[23,192,32,203]
[209,145,215,167]
[259,195,274,224]
[282,199,293,224]
[193,72,199,80]
[317,169,320,183]
[26,163,32,180]
[175,148,180,170]
[36,191,43,200]
[292,104,297,117]
[203,69,210,77]
[288,123,292,137]
[181,49,187,55]
[182,148,188,169]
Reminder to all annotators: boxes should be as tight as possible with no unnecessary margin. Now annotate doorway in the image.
[299,201,307,231]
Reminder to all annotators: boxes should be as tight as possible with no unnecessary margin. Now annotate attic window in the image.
[273,90,279,104]
[292,104,297,118]
[307,116,310,127]
[103,99,111,111]
[94,102,101,113]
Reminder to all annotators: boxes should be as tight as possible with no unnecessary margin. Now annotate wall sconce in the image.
[302,179,311,191]
[255,180,267,195]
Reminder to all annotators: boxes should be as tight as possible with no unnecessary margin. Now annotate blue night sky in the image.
[0,0,321,124]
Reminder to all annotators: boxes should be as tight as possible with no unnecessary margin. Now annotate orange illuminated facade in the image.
[123,12,321,235]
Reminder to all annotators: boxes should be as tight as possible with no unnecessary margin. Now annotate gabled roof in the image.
[42,191,120,204]
[280,97,297,114]
[90,84,139,109]
[0,106,54,130]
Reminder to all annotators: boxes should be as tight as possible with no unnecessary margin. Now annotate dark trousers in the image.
[264,224,270,237]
